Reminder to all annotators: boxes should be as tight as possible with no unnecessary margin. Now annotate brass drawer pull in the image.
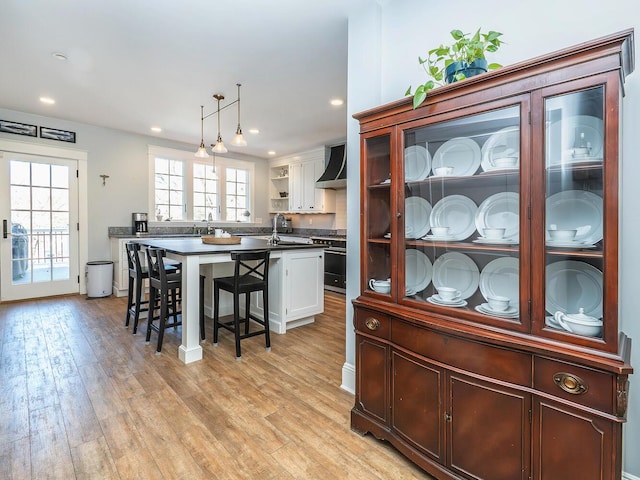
[365,317,381,331]
[553,372,588,395]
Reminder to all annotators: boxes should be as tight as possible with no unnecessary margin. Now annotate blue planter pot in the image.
[445,58,489,84]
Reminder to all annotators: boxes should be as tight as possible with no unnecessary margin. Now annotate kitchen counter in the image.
[116,236,326,364]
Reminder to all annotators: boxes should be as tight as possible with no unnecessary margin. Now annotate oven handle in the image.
[326,249,346,255]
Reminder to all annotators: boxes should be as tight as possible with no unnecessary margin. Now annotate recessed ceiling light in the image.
[52,52,68,61]
[150,126,162,133]
[248,128,260,134]
[268,151,276,156]
[40,97,55,105]
[330,98,344,106]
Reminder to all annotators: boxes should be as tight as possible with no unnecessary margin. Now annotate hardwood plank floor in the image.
[0,291,432,479]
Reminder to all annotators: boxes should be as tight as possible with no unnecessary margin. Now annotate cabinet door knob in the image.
[364,317,380,331]
[553,372,588,395]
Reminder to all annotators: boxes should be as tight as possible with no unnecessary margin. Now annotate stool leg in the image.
[132,274,144,334]
[156,291,168,354]
[244,292,250,335]
[146,286,156,343]
[234,291,242,360]
[213,283,220,346]
[263,288,271,352]
[125,274,134,327]
[199,275,205,341]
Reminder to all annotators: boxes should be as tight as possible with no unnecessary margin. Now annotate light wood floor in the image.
[0,291,432,479]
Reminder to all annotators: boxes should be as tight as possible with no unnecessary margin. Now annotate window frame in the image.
[147,145,255,224]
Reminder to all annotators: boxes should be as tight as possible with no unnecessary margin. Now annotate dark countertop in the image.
[135,237,323,256]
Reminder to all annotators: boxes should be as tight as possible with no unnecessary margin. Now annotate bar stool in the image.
[213,250,271,360]
[124,242,182,335]
[145,247,206,353]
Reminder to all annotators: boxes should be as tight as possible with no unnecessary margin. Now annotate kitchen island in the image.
[137,237,325,364]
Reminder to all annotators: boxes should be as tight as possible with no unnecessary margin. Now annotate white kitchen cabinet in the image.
[269,164,290,213]
[269,149,335,213]
[110,237,129,296]
[284,249,324,320]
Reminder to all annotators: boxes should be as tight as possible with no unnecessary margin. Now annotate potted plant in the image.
[406,28,504,109]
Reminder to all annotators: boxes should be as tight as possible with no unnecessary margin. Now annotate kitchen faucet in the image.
[269,213,284,245]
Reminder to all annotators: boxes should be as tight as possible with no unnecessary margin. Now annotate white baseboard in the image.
[341,361,355,394]
[623,472,640,480]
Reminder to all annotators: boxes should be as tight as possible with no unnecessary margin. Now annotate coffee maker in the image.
[132,212,148,236]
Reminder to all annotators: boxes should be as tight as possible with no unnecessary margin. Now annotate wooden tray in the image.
[201,235,242,245]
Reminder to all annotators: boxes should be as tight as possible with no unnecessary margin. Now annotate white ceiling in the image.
[0,0,373,159]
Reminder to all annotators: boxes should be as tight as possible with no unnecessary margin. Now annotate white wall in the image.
[345,1,640,475]
[0,108,271,262]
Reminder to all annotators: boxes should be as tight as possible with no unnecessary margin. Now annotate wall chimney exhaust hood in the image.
[316,144,346,189]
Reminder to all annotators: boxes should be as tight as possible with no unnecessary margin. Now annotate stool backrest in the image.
[230,250,270,288]
[145,247,166,281]
[125,242,144,273]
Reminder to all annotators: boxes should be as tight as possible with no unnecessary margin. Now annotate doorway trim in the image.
[0,138,88,295]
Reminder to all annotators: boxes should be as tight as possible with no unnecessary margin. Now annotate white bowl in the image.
[483,227,506,239]
[548,229,577,241]
[487,295,510,311]
[557,315,603,337]
[433,166,454,176]
[493,156,518,168]
[431,226,450,237]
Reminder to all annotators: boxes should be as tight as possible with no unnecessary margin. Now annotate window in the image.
[148,146,254,223]
[193,162,218,221]
[225,167,249,221]
[155,157,184,221]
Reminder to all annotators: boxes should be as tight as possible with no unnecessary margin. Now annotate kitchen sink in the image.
[249,235,312,244]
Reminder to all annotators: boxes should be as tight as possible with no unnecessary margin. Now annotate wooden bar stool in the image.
[124,242,182,335]
[145,247,206,353]
[213,250,271,360]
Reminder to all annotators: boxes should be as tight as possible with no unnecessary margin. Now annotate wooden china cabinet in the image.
[351,30,634,480]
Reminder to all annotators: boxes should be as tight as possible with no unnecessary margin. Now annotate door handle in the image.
[2,219,7,239]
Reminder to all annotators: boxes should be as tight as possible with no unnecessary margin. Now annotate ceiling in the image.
[0,0,373,159]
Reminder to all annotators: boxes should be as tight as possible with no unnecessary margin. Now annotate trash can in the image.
[86,260,113,298]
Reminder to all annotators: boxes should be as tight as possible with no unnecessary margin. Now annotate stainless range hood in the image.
[316,144,346,189]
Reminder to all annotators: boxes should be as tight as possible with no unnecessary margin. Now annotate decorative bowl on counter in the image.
[201,235,242,245]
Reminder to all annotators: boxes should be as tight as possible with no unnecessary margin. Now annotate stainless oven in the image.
[312,237,346,293]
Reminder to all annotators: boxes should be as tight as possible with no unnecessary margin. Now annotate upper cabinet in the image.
[269,149,335,214]
[353,30,634,480]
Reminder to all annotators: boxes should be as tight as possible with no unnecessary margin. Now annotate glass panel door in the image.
[543,87,605,339]
[401,105,524,329]
[0,153,79,301]
[363,133,392,296]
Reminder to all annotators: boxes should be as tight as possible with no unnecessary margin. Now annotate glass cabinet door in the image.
[363,133,393,297]
[400,105,525,329]
[543,87,605,340]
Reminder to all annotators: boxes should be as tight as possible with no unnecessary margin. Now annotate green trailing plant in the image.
[405,28,504,109]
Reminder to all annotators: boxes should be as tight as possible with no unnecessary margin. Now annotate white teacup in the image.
[434,166,454,176]
[482,227,506,239]
[571,146,590,157]
[487,295,510,312]
[431,226,450,237]
[437,286,461,302]
[214,228,224,238]
[548,229,577,241]
[369,278,391,294]
[492,156,518,168]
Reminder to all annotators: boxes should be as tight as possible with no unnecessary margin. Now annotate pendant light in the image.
[211,94,228,153]
[194,105,210,158]
[230,83,247,147]
[211,151,218,180]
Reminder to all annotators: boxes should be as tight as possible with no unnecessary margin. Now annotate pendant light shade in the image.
[195,105,210,158]
[212,94,228,153]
